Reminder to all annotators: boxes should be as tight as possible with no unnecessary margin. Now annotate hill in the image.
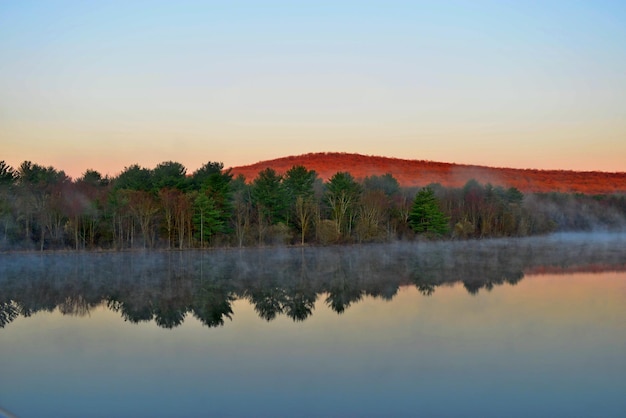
[229,152,626,194]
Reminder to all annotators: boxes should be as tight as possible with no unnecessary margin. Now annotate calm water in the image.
[1,233,626,417]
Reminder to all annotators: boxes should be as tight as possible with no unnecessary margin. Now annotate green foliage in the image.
[409,187,449,236]
[3,159,625,250]
[114,164,152,191]
[506,187,524,204]
[190,162,233,236]
[283,165,316,201]
[283,165,317,242]
[191,162,226,190]
[78,169,109,187]
[152,161,187,191]
[193,193,224,246]
[231,174,247,191]
[0,161,17,186]
[18,161,68,186]
[251,168,288,225]
[326,172,362,198]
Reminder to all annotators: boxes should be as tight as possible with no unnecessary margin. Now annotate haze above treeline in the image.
[1,154,625,252]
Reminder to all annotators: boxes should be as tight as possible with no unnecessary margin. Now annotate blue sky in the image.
[1,1,625,177]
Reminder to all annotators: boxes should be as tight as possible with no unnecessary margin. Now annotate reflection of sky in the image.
[2,272,626,417]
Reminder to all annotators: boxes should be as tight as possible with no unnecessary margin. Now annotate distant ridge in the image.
[229,152,626,194]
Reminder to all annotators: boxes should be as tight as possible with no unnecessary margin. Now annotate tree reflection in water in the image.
[1,234,626,329]
[0,301,19,328]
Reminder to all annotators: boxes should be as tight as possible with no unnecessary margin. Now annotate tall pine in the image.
[408,187,449,236]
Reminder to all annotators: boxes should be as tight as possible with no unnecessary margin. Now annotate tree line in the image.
[0,159,625,251]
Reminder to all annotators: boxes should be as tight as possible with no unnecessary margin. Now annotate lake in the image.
[1,233,626,417]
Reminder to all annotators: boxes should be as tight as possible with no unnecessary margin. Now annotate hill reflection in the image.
[2,234,625,329]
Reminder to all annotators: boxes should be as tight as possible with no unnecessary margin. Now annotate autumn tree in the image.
[16,161,69,250]
[151,162,188,248]
[175,191,193,249]
[231,175,252,247]
[159,188,181,249]
[126,190,160,249]
[63,170,110,249]
[363,173,400,197]
[158,188,193,249]
[462,179,485,234]
[325,172,362,240]
[359,173,401,241]
[112,165,156,248]
[356,189,389,242]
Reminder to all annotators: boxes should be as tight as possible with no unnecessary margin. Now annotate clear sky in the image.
[1,0,625,178]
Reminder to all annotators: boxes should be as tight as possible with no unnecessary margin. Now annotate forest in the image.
[0,159,625,251]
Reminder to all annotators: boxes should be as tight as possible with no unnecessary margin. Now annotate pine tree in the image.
[408,187,449,236]
[194,193,223,247]
[251,168,288,225]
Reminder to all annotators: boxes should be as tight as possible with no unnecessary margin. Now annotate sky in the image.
[1,0,625,179]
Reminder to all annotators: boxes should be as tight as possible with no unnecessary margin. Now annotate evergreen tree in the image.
[251,168,288,225]
[193,193,223,247]
[152,161,187,191]
[409,187,449,236]
[191,161,233,235]
[79,169,109,187]
[0,161,16,186]
[283,165,317,243]
[283,165,316,202]
[0,161,17,248]
[114,164,153,191]
[191,162,228,191]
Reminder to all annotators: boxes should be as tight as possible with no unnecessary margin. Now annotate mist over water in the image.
[2,233,625,328]
[2,233,626,418]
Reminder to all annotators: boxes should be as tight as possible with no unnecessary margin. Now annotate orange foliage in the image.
[229,152,626,194]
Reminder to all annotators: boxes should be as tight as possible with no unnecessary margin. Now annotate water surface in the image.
[1,234,625,417]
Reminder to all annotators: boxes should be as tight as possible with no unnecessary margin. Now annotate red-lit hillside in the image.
[229,152,626,194]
